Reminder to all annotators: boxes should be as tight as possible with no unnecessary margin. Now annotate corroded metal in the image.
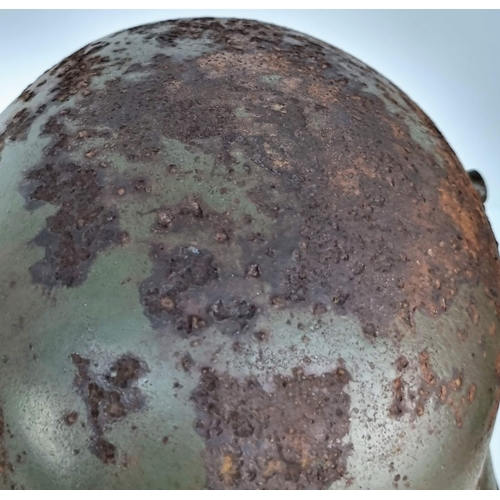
[0,18,499,489]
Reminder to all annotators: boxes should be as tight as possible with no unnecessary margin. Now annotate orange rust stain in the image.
[352,155,378,179]
[419,351,436,386]
[285,432,312,469]
[198,51,291,79]
[263,459,285,479]
[327,154,379,197]
[307,80,341,105]
[278,76,302,92]
[467,384,477,403]
[220,455,237,484]
[438,184,480,259]
[489,323,497,337]
[163,80,182,93]
[400,210,470,323]
[450,376,463,392]
[263,142,292,172]
[390,121,406,140]
[328,168,360,196]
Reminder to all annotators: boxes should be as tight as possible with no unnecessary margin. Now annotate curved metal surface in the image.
[0,18,499,489]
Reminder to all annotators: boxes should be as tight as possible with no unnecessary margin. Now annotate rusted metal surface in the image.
[0,17,499,489]
[7,19,500,336]
[0,408,11,488]
[191,366,351,489]
[71,354,147,464]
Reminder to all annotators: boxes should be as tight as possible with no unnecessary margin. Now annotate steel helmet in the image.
[0,18,499,489]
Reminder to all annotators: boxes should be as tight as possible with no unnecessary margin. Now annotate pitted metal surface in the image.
[0,18,499,489]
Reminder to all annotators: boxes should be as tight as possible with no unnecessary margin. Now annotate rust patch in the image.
[152,197,224,234]
[63,411,79,426]
[209,298,257,329]
[439,186,482,260]
[0,407,13,486]
[467,384,476,403]
[19,112,125,288]
[18,88,36,103]
[199,51,292,79]
[0,107,36,155]
[0,408,16,489]
[139,245,218,334]
[25,161,121,287]
[191,365,352,489]
[71,353,146,464]
[389,350,479,426]
[419,351,437,387]
[390,376,407,418]
[49,42,110,102]
[415,351,439,417]
[11,17,498,333]
[410,351,474,427]
[395,355,409,372]
[246,263,261,278]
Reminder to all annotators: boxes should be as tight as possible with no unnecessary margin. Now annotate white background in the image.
[0,9,498,486]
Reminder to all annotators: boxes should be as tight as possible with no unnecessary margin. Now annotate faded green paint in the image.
[233,107,252,118]
[261,74,282,86]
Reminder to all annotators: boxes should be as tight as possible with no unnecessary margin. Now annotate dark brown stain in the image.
[24,160,121,288]
[254,329,269,342]
[208,298,257,328]
[48,42,111,102]
[191,364,352,489]
[151,197,230,236]
[390,376,406,418]
[0,107,36,155]
[419,351,437,387]
[180,352,194,372]
[139,245,218,334]
[70,353,146,464]
[18,88,36,103]
[246,263,261,278]
[0,407,10,485]
[389,350,475,427]
[63,411,79,426]
[108,356,143,388]
[395,356,409,372]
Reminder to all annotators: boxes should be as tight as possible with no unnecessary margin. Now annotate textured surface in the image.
[0,18,499,489]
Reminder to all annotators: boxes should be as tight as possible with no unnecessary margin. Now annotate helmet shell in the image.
[0,18,499,489]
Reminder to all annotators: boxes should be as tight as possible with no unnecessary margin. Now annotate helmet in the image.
[0,18,499,489]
